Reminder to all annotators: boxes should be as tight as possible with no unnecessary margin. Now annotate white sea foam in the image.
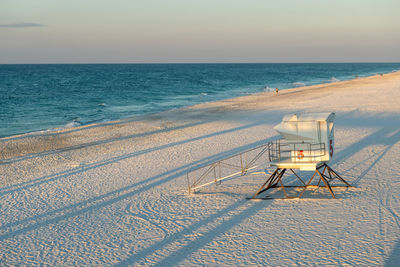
[292,82,306,87]
[329,77,340,83]
[64,119,82,128]
[263,86,275,92]
[98,103,107,107]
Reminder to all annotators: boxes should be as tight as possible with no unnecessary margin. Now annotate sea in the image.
[1,63,400,138]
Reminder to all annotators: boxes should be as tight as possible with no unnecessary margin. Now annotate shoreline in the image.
[2,70,399,142]
[1,70,399,164]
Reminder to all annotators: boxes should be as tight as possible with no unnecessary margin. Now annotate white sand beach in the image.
[1,72,400,265]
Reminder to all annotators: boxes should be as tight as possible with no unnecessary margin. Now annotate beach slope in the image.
[1,72,400,265]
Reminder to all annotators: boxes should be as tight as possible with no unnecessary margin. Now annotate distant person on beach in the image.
[275,88,279,94]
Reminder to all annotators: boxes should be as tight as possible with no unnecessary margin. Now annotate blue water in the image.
[1,63,400,138]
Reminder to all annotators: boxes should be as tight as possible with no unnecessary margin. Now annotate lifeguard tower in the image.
[185,112,351,199]
[252,112,350,199]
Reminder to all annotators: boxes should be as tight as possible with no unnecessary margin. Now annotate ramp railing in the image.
[186,141,273,193]
[186,138,330,194]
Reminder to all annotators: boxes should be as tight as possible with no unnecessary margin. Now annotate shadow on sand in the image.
[385,238,400,267]
[0,119,268,195]
[0,127,276,242]
[1,111,399,265]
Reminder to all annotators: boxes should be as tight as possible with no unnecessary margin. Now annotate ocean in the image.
[1,63,400,138]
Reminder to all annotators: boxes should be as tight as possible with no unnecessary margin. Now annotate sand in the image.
[1,71,399,265]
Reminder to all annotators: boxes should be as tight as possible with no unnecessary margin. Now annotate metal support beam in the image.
[252,164,350,199]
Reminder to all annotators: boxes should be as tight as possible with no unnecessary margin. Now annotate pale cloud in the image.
[0,22,45,28]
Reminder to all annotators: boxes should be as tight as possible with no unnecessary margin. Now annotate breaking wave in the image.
[292,82,306,87]
[64,118,82,128]
[263,86,275,92]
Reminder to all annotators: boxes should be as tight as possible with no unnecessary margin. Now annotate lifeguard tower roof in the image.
[274,112,335,143]
[283,112,335,121]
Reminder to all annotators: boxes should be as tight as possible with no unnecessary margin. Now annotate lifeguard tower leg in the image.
[269,168,286,189]
[298,170,319,198]
[278,177,288,198]
[325,164,351,187]
[252,168,286,198]
[316,165,327,187]
[252,168,279,198]
[316,169,336,198]
[289,168,306,185]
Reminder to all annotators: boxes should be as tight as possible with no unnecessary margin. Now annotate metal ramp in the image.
[186,141,273,194]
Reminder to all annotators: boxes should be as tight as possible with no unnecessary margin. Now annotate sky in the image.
[0,0,399,64]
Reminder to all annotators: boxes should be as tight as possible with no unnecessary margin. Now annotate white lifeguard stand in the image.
[252,112,351,199]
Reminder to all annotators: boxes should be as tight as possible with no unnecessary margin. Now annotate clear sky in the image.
[1,0,399,63]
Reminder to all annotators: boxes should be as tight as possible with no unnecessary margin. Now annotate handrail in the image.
[186,138,328,194]
[188,141,273,174]
[269,139,326,163]
[186,140,273,193]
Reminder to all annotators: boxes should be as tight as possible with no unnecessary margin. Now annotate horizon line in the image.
[1,61,400,65]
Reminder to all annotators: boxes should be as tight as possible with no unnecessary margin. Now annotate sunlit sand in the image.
[1,72,399,265]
